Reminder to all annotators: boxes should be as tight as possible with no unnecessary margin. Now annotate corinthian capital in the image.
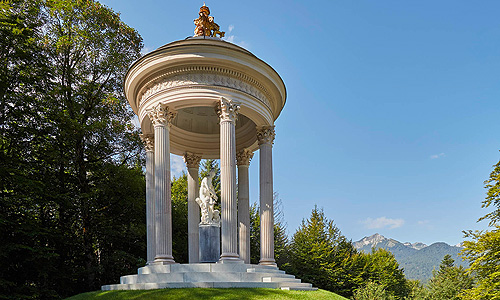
[140,134,154,152]
[216,97,240,123]
[236,149,254,166]
[256,126,275,145]
[183,152,202,168]
[147,103,177,127]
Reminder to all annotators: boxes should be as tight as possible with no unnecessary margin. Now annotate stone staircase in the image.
[101,262,317,291]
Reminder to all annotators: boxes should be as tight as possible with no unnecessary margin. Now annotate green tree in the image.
[479,155,500,226]
[249,193,289,268]
[425,255,473,300]
[460,228,500,300]
[406,280,428,300]
[362,248,410,299]
[287,206,362,297]
[0,1,56,298]
[0,0,144,298]
[460,154,500,300]
[354,281,396,300]
[171,173,188,263]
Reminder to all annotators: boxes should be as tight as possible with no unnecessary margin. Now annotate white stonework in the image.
[237,148,253,264]
[184,152,202,263]
[102,263,317,291]
[196,170,220,226]
[147,103,176,264]
[140,134,155,264]
[216,98,240,262]
[257,126,276,266]
[124,38,286,158]
[140,70,272,109]
[110,34,293,291]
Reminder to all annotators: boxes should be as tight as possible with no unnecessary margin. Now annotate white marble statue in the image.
[196,169,220,225]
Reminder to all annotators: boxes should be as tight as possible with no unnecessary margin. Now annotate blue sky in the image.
[100,0,500,246]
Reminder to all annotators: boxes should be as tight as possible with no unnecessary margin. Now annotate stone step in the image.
[120,273,183,284]
[281,286,319,291]
[103,281,281,291]
[278,281,313,289]
[103,263,318,291]
[246,268,285,274]
[141,263,270,274]
[262,276,301,283]
[121,271,296,284]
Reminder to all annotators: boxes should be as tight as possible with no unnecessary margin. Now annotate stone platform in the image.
[102,262,317,291]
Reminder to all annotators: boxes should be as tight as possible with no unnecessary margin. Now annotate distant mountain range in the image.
[353,233,467,281]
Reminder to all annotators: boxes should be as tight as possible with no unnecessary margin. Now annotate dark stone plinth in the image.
[199,224,220,263]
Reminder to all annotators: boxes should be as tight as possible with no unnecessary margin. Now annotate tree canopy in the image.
[459,153,500,300]
[0,0,144,298]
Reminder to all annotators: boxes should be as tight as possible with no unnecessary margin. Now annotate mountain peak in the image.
[403,241,428,250]
[353,233,389,249]
[352,234,468,281]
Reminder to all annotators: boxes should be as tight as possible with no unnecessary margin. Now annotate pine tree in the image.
[287,206,361,297]
[362,248,410,299]
[171,173,188,263]
[249,193,289,267]
[426,255,473,300]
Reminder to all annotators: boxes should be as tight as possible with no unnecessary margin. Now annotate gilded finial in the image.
[194,4,225,38]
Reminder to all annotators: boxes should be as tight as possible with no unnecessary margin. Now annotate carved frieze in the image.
[256,125,275,145]
[216,97,240,123]
[140,134,154,152]
[139,67,271,109]
[236,148,254,166]
[147,103,177,127]
[183,152,202,168]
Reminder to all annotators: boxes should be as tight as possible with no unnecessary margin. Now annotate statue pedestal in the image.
[199,224,220,263]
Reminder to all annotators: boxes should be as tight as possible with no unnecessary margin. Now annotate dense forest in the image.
[1,1,499,300]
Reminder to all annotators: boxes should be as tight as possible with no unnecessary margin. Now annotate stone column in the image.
[147,103,177,264]
[216,97,240,262]
[236,149,253,264]
[257,126,276,266]
[140,134,155,264]
[184,152,202,263]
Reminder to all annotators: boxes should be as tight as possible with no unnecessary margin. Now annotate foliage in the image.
[287,206,364,298]
[0,0,144,298]
[406,280,428,300]
[459,154,500,300]
[249,193,289,268]
[423,255,473,300]
[199,159,221,200]
[356,236,466,281]
[65,288,349,300]
[171,173,188,263]
[353,281,396,300]
[460,228,500,300]
[361,248,411,299]
[480,156,500,225]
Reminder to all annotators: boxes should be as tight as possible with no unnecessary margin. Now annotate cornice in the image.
[138,66,272,109]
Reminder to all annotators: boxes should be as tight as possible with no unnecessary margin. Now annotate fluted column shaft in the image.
[148,103,176,264]
[184,152,202,263]
[217,98,240,262]
[237,149,253,264]
[257,126,276,266]
[140,134,155,264]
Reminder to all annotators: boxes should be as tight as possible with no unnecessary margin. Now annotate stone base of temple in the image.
[101,262,317,291]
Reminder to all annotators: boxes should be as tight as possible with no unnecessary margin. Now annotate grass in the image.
[65,288,349,300]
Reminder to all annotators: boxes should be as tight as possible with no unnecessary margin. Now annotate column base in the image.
[259,259,277,267]
[218,253,242,263]
[152,255,176,265]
